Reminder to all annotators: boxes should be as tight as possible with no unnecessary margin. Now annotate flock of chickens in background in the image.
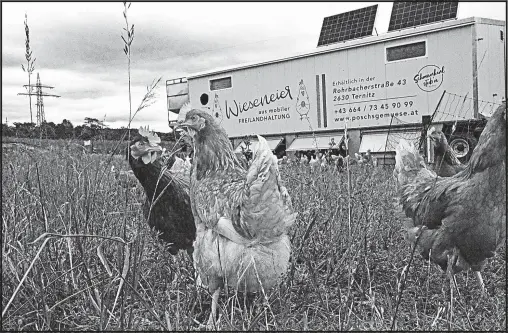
[111,101,506,328]
[276,149,376,171]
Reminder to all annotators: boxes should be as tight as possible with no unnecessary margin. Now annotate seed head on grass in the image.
[121,1,134,154]
[21,12,36,124]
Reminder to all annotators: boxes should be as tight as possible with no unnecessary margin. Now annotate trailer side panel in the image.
[187,24,477,138]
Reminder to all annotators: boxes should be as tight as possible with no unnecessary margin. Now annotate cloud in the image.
[3,3,294,77]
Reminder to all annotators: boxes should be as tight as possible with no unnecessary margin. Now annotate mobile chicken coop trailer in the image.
[167,3,506,163]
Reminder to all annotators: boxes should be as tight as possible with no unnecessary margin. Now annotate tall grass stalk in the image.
[21,13,36,124]
[344,122,352,240]
[116,2,164,329]
[2,237,50,318]
[390,226,424,330]
[121,2,134,151]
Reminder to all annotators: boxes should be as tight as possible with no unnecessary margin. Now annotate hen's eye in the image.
[192,115,197,121]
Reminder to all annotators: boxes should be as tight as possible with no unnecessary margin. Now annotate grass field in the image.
[1,138,505,331]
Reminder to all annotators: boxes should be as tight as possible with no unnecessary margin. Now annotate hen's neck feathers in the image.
[129,152,177,198]
[192,123,244,180]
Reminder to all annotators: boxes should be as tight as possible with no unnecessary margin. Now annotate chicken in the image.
[309,155,319,170]
[335,155,345,172]
[278,155,288,165]
[393,102,506,295]
[371,156,378,167]
[355,152,364,164]
[300,154,309,165]
[128,128,196,256]
[345,154,356,166]
[364,150,372,164]
[177,109,297,328]
[427,127,466,177]
[319,153,327,168]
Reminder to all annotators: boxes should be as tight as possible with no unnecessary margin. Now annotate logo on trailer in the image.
[212,93,224,124]
[414,65,445,92]
[295,79,311,120]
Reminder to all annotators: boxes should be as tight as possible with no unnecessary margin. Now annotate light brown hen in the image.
[177,108,297,328]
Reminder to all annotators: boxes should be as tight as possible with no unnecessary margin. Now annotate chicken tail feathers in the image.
[393,139,442,222]
[239,135,297,240]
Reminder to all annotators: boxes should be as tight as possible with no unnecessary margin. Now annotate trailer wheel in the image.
[449,133,478,163]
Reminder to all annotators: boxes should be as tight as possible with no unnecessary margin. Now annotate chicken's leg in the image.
[446,252,456,329]
[475,271,486,295]
[206,287,221,329]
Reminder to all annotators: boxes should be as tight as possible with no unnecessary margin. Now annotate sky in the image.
[2,2,506,132]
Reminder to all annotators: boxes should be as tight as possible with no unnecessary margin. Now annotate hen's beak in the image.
[175,123,185,133]
[175,120,191,132]
[175,121,198,137]
[176,120,194,128]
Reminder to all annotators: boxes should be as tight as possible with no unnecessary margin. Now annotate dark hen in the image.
[129,132,196,256]
[394,102,506,295]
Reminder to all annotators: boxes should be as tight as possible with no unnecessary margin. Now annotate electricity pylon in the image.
[18,72,60,126]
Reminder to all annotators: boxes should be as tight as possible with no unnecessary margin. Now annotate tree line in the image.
[1,117,175,142]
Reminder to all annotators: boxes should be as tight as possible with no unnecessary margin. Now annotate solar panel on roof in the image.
[388,1,459,31]
[317,4,378,47]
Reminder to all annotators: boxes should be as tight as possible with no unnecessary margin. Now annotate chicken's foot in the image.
[203,288,221,330]
[447,277,454,329]
[446,252,456,330]
[475,271,486,296]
